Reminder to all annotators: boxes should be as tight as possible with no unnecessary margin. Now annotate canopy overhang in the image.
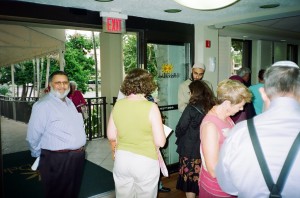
[0,24,65,67]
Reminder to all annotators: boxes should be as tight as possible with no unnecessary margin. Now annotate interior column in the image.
[100,32,123,125]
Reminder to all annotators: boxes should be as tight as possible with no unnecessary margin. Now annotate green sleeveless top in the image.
[112,99,157,160]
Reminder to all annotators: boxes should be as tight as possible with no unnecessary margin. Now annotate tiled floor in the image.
[1,117,29,155]
[1,116,181,198]
[85,138,114,172]
[1,116,116,198]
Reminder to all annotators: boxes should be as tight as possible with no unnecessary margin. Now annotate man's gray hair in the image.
[237,67,251,77]
[69,81,77,89]
[264,64,299,99]
[296,74,300,99]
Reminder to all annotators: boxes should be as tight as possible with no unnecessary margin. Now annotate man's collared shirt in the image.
[27,92,86,157]
[216,97,300,198]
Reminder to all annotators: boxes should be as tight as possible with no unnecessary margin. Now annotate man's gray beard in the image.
[50,86,70,99]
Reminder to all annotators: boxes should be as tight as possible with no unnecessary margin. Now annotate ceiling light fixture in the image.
[259,4,280,9]
[164,9,182,13]
[173,0,239,10]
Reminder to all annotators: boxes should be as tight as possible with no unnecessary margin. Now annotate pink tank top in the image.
[199,114,234,197]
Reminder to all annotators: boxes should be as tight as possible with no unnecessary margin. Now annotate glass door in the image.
[146,43,190,165]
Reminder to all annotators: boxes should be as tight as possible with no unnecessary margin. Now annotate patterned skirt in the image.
[176,156,201,195]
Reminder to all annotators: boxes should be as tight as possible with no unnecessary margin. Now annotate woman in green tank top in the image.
[107,68,166,198]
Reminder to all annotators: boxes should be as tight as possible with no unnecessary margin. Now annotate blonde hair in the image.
[217,79,252,105]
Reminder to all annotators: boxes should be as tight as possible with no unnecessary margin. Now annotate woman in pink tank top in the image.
[199,79,252,198]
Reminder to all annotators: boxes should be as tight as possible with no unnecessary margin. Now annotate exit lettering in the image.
[106,18,122,32]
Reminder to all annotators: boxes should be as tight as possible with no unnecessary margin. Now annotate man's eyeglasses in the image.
[53,81,69,86]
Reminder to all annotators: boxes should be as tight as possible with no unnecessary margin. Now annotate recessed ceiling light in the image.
[95,0,113,2]
[259,4,280,9]
[164,9,182,13]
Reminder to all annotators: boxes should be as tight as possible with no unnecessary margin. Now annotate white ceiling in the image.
[15,0,300,42]
[1,0,300,66]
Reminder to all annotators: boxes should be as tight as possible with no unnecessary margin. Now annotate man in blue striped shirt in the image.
[27,71,86,198]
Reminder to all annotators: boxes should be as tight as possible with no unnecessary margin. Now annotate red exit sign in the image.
[103,17,126,33]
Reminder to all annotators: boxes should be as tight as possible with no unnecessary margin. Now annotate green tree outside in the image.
[231,39,243,70]
[122,34,158,78]
[0,33,96,96]
[64,33,96,93]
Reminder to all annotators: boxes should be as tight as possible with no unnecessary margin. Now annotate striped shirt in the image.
[26,92,86,157]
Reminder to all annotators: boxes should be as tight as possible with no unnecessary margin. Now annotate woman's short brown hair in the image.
[120,68,157,96]
[217,79,252,105]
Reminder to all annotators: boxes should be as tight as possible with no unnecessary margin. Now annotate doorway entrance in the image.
[146,43,190,165]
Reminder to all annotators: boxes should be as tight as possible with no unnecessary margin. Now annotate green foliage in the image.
[14,62,35,85]
[0,62,36,97]
[0,61,46,86]
[0,33,96,96]
[232,39,243,52]
[64,34,96,93]
[84,103,102,138]
[146,44,158,77]
[0,84,11,96]
[231,40,243,68]
[0,67,10,84]
[122,34,158,78]
[123,34,138,74]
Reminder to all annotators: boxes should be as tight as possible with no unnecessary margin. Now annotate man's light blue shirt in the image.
[26,92,86,157]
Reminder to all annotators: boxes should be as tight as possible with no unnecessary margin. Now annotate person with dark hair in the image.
[175,80,216,198]
[216,61,300,197]
[178,63,206,112]
[199,79,252,198]
[249,69,266,114]
[107,68,166,198]
[27,70,86,198]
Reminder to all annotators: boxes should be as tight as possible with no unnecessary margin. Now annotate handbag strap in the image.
[247,118,300,197]
[191,105,203,114]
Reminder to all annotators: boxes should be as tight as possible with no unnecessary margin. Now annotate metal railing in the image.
[84,97,107,140]
[0,96,38,123]
[0,96,107,140]
[0,95,179,141]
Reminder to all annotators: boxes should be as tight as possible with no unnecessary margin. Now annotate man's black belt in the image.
[50,146,85,153]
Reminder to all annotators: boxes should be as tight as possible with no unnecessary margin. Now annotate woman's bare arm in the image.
[201,122,220,178]
[107,113,117,141]
[149,104,166,147]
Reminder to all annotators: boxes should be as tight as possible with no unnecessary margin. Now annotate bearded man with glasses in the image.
[27,70,86,198]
